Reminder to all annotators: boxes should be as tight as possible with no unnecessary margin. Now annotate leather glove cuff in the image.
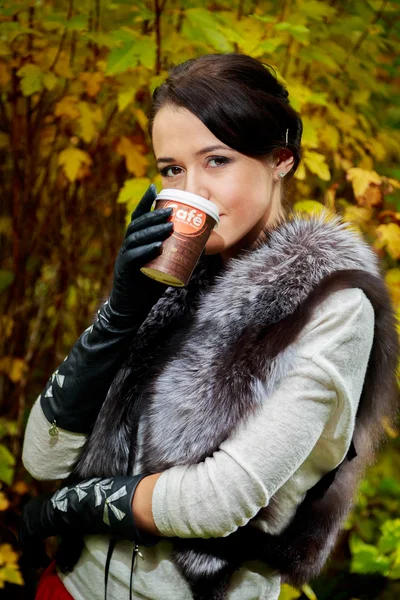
[40,299,144,434]
[20,475,158,558]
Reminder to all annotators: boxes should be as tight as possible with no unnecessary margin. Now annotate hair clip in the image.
[285,128,289,146]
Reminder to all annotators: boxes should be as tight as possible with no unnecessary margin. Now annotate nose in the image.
[183,169,210,201]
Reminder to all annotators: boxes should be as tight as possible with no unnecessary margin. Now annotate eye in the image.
[206,156,230,168]
[159,165,182,178]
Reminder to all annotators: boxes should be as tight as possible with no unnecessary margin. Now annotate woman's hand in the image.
[19,475,159,567]
[109,183,174,320]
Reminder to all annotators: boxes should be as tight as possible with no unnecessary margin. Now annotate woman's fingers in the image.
[123,222,173,252]
[126,207,173,238]
[123,241,165,269]
[129,184,157,221]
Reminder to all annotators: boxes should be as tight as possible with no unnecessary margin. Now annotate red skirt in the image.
[36,561,74,600]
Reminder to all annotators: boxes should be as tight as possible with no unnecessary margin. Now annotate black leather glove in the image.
[19,475,157,568]
[40,184,173,433]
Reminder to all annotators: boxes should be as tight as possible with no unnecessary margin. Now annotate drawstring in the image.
[104,537,118,600]
[105,538,143,600]
[130,544,144,600]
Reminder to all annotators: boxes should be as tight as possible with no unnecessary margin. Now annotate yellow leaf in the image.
[42,72,58,91]
[375,223,400,260]
[132,108,148,132]
[386,177,400,190]
[117,88,135,112]
[301,117,319,149]
[0,357,27,383]
[0,492,9,512]
[278,583,302,600]
[53,50,74,79]
[343,205,373,229]
[0,563,24,586]
[58,148,93,182]
[0,544,19,566]
[17,63,43,96]
[346,168,382,198]
[0,62,10,87]
[116,137,149,176]
[385,268,400,307]
[294,161,306,180]
[365,139,387,162]
[77,102,103,143]
[329,105,357,131]
[318,124,340,151]
[293,200,326,216]
[303,150,331,181]
[79,71,104,97]
[301,583,318,600]
[54,95,81,120]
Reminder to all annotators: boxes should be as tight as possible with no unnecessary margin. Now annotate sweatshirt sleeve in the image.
[22,396,87,481]
[152,288,375,539]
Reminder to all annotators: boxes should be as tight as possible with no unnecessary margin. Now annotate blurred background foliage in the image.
[0,0,399,597]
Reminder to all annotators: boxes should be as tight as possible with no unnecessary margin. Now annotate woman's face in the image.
[151,104,293,262]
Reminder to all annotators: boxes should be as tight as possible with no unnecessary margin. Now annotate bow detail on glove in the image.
[19,475,158,569]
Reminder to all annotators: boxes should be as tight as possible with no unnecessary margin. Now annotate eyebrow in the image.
[156,144,232,165]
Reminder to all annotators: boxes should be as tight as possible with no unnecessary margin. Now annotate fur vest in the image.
[69,212,398,599]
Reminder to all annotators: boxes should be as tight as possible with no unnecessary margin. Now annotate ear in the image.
[273,149,295,180]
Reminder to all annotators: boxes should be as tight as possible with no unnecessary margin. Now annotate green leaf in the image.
[0,419,17,439]
[0,444,16,486]
[106,43,138,76]
[84,32,121,49]
[274,23,310,44]
[253,38,286,55]
[349,534,391,576]
[0,270,14,293]
[250,14,276,24]
[300,0,338,21]
[149,73,168,95]
[378,477,400,497]
[378,519,400,554]
[17,63,43,96]
[132,38,156,70]
[106,37,155,75]
[183,8,234,53]
[117,88,135,112]
[299,46,340,70]
[42,72,58,91]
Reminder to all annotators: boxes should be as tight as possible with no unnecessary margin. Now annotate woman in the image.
[20,52,398,600]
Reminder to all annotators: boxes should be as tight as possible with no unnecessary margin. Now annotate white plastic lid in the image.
[156,189,220,226]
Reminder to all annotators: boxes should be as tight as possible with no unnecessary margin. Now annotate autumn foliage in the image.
[0,0,400,598]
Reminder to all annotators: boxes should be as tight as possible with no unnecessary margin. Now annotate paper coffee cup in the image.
[140,189,220,287]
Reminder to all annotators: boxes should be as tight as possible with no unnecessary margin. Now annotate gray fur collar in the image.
[140,214,380,470]
[70,212,398,599]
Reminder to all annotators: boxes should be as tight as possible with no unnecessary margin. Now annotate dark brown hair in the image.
[147,52,303,181]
